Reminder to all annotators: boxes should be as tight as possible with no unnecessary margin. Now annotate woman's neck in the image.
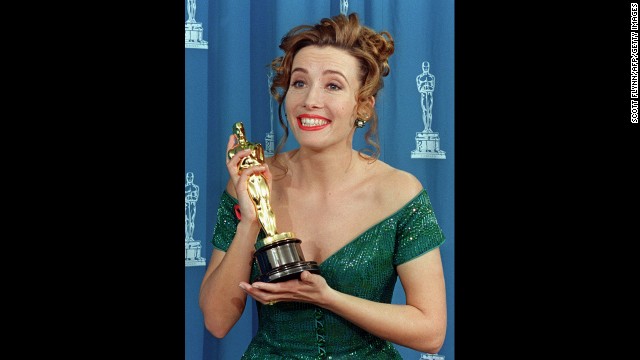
[287,147,364,191]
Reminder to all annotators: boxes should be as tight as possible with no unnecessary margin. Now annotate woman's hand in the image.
[238,271,331,306]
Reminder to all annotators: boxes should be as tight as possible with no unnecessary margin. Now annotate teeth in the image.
[300,118,328,126]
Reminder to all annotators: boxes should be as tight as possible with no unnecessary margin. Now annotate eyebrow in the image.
[291,67,350,85]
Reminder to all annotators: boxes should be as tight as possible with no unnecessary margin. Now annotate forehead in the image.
[292,46,359,77]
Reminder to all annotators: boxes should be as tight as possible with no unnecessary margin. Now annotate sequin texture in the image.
[211,189,445,359]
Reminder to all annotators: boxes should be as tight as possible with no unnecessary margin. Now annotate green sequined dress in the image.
[212,189,445,359]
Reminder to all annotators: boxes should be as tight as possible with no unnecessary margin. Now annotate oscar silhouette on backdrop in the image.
[185,171,205,266]
[187,0,196,22]
[416,61,435,133]
[185,0,208,49]
[411,61,445,159]
[185,171,199,241]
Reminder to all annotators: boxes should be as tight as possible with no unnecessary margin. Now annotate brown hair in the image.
[269,12,394,164]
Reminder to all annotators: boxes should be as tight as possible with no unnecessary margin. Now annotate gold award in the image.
[228,122,320,283]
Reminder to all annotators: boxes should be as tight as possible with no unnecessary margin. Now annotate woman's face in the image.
[285,45,361,151]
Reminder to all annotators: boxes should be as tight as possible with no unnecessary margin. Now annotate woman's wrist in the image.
[236,220,261,241]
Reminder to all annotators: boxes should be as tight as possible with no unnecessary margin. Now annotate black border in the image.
[77,2,186,358]
[455,3,633,358]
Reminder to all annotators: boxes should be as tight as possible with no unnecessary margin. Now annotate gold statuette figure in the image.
[227,122,320,283]
[228,122,281,239]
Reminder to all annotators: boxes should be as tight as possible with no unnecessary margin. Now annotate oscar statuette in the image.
[227,122,320,283]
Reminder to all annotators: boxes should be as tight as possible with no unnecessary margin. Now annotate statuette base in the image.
[254,238,320,283]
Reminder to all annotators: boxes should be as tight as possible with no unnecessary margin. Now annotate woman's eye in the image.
[291,80,305,88]
[327,83,341,91]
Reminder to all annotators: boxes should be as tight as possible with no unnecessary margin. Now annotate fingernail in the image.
[238,284,246,290]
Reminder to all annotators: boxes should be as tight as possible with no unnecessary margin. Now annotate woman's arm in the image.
[331,250,446,352]
[198,135,272,338]
[239,249,447,353]
[198,216,260,338]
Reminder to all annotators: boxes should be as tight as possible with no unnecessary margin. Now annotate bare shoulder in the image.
[369,160,424,209]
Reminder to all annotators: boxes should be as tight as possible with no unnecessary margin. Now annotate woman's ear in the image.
[368,96,375,109]
[356,96,375,118]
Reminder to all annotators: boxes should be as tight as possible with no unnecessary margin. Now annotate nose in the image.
[303,85,323,109]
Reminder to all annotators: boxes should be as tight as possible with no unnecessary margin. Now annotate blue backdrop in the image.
[186,1,454,359]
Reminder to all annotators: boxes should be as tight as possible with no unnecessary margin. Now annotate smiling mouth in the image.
[298,117,330,130]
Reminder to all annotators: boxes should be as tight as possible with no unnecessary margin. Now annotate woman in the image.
[199,13,447,359]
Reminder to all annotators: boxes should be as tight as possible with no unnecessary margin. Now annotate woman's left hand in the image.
[238,271,330,306]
